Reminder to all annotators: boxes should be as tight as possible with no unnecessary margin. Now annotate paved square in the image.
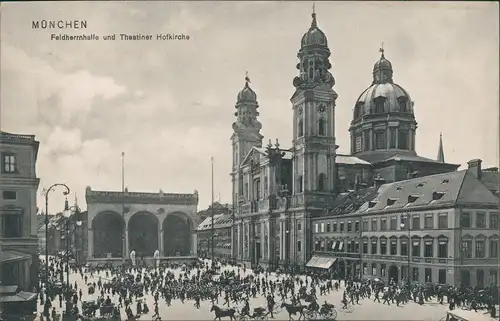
[39,262,452,321]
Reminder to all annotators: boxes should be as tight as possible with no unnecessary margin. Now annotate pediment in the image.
[422,234,433,239]
[476,233,487,239]
[240,147,267,168]
[462,234,473,240]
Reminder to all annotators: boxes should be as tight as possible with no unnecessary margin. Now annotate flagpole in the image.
[211,157,215,262]
[121,152,126,258]
[121,152,125,192]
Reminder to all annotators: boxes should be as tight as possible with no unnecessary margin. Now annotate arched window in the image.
[298,119,304,137]
[318,173,326,191]
[297,175,303,193]
[398,97,407,112]
[374,97,386,113]
[318,118,326,136]
[398,131,408,149]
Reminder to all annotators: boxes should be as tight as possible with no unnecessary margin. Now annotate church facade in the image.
[231,10,459,271]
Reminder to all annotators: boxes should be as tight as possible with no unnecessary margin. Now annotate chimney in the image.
[467,159,482,179]
[374,173,386,189]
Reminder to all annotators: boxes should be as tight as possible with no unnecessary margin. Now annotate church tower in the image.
[291,9,338,198]
[231,74,263,207]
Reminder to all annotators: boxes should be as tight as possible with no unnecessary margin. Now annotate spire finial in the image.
[379,42,385,58]
[245,71,251,87]
[437,132,445,163]
[311,3,317,28]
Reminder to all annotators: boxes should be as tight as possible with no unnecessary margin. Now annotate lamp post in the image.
[43,184,70,284]
[62,202,82,308]
[400,216,411,284]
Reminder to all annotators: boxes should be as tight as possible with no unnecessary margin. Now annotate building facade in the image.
[197,213,233,260]
[197,202,231,225]
[85,187,198,264]
[0,131,40,290]
[230,10,462,271]
[312,162,499,287]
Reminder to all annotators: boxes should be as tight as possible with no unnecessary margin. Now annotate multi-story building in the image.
[197,213,233,260]
[0,131,40,290]
[197,202,231,225]
[312,161,499,286]
[230,10,460,271]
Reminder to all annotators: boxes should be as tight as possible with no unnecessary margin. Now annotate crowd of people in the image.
[36,256,499,321]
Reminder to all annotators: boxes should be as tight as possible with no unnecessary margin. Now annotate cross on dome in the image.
[245,71,251,86]
[379,41,385,57]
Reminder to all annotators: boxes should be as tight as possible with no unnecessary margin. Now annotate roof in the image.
[480,169,499,197]
[336,155,371,166]
[197,213,233,230]
[355,170,498,214]
[0,286,18,295]
[379,153,446,164]
[328,186,380,216]
[0,291,37,302]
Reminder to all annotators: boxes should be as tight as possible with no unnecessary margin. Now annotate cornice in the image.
[0,177,40,187]
[85,190,198,206]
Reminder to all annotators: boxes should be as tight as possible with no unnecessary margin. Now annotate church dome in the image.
[301,13,328,48]
[237,82,257,103]
[353,83,413,119]
[352,49,414,120]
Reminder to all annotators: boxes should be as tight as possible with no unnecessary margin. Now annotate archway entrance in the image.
[128,212,158,258]
[388,265,399,283]
[163,214,191,256]
[92,212,125,258]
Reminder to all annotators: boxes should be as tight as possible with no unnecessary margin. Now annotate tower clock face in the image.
[318,104,326,113]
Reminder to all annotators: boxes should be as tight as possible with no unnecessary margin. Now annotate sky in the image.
[1,1,498,214]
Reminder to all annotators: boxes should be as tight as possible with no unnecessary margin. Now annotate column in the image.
[281,220,285,261]
[191,233,197,256]
[260,222,265,260]
[160,230,164,256]
[237,224,241,259]
[124,229,129,258]
[369,128,374,150]
[267,221,271,260]
[395,127,399,148]
[87,228,93,259]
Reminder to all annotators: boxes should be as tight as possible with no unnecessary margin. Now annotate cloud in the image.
[0,2,498,213]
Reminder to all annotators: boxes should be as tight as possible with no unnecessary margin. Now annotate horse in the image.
[210,305,237,321]
[281,302,306,320]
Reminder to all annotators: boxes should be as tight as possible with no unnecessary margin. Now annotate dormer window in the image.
[396,186,403,191]
[408,195,419,203]
[387,198,397,206]
[398,96,407,112]
[432,191,445,201]
[441,179,449,184]
[416,182,425,188]
[374,96,386,113]
[318,118,326,136]
[368,201,378,208]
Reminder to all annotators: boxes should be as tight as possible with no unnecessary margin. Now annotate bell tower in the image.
[231,73,263,208]
[291,9,338,199]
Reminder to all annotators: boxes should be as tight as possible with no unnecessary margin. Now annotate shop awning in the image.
[306,255,337,269]
[0,291,37,303]
[0,250,31,264]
